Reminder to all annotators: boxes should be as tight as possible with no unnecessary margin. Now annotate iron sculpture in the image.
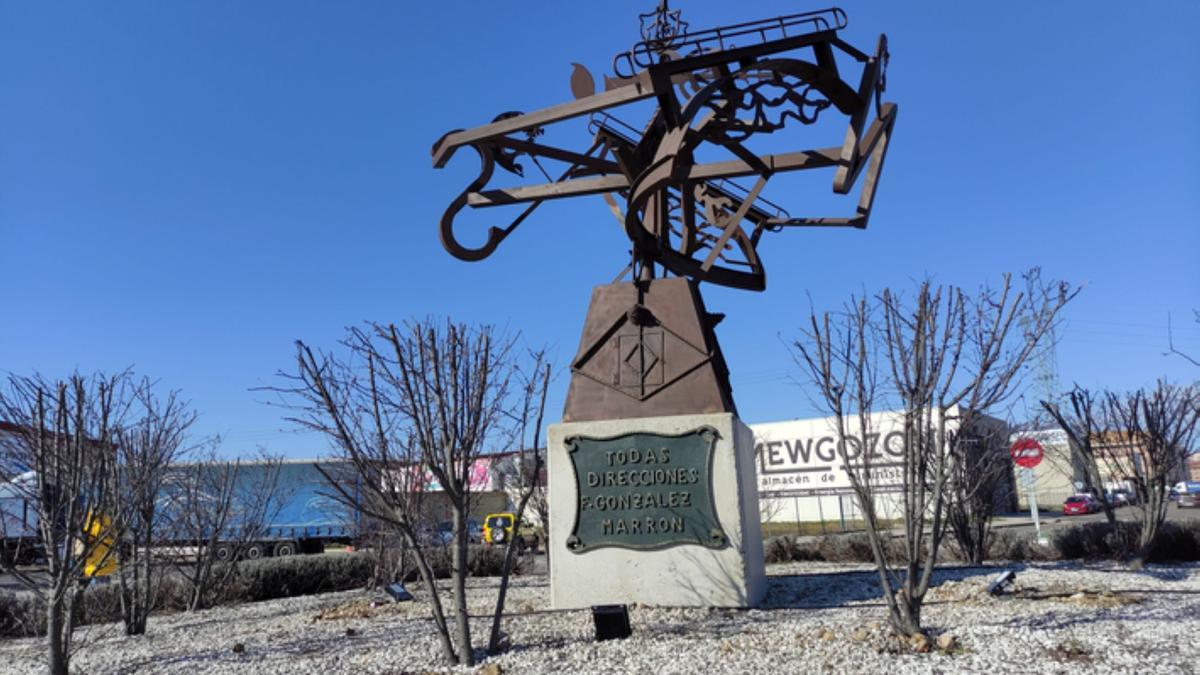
[433,3,896,292]
[432,3,897,420]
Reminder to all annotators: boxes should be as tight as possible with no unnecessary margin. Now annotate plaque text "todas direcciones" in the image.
[580,447,699,535]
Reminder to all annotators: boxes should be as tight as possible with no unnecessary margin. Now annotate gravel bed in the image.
[2,561,1198,674]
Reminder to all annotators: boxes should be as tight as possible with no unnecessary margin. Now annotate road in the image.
[0,567,44,592]
[993,501,1200,535]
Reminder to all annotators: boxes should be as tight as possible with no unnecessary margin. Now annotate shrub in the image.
[763,533,912,564]
[397,544,528,582]
[764,536,797,564]
[984,529,1059,562]
[816,532,901,564]
[225,551,374,603]
[75,580,124,626]
[0,552,382,638]
[0,590,44,638]
[1053,522,1131,560]
[1144,521,1200,562]
[764,520,1200,565]
[1039,520,1200,562]
[0,583,135,639]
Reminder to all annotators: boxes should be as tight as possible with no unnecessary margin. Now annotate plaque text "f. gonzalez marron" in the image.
[565,427,727,552]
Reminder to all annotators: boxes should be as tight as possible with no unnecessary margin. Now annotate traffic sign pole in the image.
[1024,469,1046,545]
[1012,438,1048,545]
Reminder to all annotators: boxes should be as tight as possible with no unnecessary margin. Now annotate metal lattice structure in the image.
[432,3,897,292]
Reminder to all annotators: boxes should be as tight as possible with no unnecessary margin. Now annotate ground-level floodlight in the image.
[592,604,632,641]
[987,570,1017,596]
[384,582,414,602]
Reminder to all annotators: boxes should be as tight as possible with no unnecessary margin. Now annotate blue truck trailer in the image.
[223,460,361,558]
[2,460,362,563]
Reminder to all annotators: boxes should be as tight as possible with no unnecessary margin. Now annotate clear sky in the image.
[2,1,1198,458]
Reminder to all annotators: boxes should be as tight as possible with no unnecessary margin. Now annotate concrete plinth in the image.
[548,412,765,609]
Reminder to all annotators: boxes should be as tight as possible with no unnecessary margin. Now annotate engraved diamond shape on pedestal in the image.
[619,330,663,393]
[572,306,712,401]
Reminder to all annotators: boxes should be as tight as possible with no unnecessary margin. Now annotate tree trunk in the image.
[451,505,474,666]
[487,556,515,654]
[401,528,457,665]
[1131,489,1165,569]
[123,549,150,636]
[893,589,923,637]
[188,559,210,612]
[488,487,536,654]
[1099,500,1117,526]
[46,597,68,675]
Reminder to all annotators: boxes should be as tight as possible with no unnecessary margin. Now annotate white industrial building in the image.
[750,408,1013,526]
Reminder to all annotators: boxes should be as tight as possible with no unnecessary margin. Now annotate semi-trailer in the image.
[1,460,361,564]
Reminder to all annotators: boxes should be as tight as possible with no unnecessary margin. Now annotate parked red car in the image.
[1062,494,1098,516]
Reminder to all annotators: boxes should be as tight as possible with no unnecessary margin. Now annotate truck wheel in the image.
[214,544,234,562]
[272,541,297,557]
[243,542,265,560]
[492,529,506,544]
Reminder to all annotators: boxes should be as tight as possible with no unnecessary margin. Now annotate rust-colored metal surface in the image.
[431,3,898,419]
[562,278,735,422]
[432,3,897,292]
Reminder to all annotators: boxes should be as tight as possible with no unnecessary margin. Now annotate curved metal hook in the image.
[438,143,509,262]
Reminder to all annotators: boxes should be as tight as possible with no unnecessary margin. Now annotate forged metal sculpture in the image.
[433,4,897,420]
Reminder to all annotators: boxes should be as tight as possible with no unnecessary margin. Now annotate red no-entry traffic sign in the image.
[1010,437,1044,469]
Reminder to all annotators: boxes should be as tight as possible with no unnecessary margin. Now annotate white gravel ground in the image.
[2,561,1198,674]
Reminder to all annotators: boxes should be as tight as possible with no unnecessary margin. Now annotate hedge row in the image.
[0,543,533,639]
[764,519,1200,564]
[0,552,375,639]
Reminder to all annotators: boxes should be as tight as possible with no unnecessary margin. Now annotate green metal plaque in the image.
[565,426,727,553]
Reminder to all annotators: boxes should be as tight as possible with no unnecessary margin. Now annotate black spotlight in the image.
[384,582,413,602]
[592,604,631,641]
[987,570,1017,596]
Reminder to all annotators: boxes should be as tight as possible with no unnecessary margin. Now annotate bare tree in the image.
[1047,381,1200,566]
[280,337,453,659]
[0,372,131,675]
[167,450,284,611]
[278,319,529,667]
[111,382,198,635]
[793,271,1075,637]
[1107,381,1200,565]
[486,355,551,655]
[945,418,1013,564]
[1041,387,1118,525]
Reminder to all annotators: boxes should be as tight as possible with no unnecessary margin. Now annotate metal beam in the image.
[466,146,842,207]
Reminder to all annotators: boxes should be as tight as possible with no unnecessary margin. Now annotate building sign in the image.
[564,427,727,552]
[409,458,497,492]
[751,414,912,498]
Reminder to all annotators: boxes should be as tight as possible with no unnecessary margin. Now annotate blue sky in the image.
[2,1,1197,457]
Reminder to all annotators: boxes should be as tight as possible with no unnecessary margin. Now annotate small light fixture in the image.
[592,604,631,641]
[385,582,413,602]
[987,570,1017,596]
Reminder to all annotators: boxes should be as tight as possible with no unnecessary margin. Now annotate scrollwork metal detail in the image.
[432,4,898,292]
[702,66,834,141]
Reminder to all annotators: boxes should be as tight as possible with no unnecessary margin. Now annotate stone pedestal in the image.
[548,412,765,609]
